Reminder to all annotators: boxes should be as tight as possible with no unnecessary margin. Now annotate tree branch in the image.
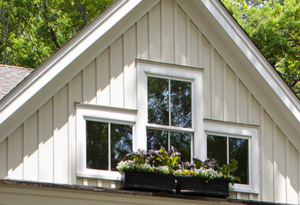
[43,1,61,49]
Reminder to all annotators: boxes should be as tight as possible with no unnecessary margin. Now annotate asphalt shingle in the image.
[0,64,33,100]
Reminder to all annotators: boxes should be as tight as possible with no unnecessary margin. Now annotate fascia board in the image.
[0,0,141,126]
[177,0,300,151]
[200,0,300,121]
[0,0,161,142]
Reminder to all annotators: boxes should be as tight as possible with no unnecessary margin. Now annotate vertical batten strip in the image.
[96,48,110,106]
[0,139,7,178]
[149,3,161,61]
[298,152,300,204]
[210,45,215,119]
[235,76,240,123]
[68,73,82,184]
[186,16,191,66]
[124,25,137,109]
[97,179,103,187]
[259,106,264,201]
[223,60,227,121]
[161,0,174,63]
[174,1,178,64]
[137,14,149,60]
[285,137,289,204]
[273,121,277,202]
[248,91,252,124]
[198,30,203,68]
[23,113,38,181]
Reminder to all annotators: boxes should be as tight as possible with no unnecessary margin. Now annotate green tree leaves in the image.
[221,0,300,97]
[0,0,114,68]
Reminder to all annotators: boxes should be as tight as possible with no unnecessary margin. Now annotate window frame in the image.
[203,119,259,194]
[137,60,204,157]
[76,104,137,180]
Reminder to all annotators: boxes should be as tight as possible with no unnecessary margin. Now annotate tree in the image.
[221,0,300,97]
[0,0,114,68]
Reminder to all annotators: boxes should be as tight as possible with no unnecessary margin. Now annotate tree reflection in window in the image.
[147,76,192,160]
[148,76,191,128]
[86,120,132,170]
[207,135,249,184]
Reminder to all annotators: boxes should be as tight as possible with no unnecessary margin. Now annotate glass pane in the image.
[86,121,108,170]
[111,123,132,171]
[148,76,169,125]
[147,129,168,150]
[171,80,192,128]
[207,135,227,167]
[229,137,249,184]
[170,132,191,162]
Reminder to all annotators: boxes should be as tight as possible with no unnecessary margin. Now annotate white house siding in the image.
[0,0,299,204]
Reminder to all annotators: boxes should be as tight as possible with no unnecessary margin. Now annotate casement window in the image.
[204,120,259,193]
[86,120,132,171]
[76,105,137,180]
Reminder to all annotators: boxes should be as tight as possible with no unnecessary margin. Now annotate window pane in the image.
[86,121,108,170]
[229,137,249,184]
[171,80,192,128]
[147,129,168,150]
[111,123,132,171]
[170,132,191,162]
[207,135,227,167]
[148,76,169,125]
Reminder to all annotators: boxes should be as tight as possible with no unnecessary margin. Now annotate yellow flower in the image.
[151,168,154,172]
[224,175,227,178]
[183,170,188,175]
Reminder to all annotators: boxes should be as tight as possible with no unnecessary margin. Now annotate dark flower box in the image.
[121,171,175,193]
[176,176,230,198]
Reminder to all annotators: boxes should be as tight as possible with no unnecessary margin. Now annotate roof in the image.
[0,65,33,100]
[0,0,300,151]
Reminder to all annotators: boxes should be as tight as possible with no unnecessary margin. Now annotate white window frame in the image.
[203,119,259,194]
[136,60,204,158]
[76,104,137,181]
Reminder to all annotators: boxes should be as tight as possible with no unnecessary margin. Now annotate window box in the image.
[120,171,175,193]
[175,176,230,198]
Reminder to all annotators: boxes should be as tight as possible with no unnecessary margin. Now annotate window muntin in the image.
[147,75,192,159]
[86,120,132,171]
[147,129,191,161]
[207,134,249,184]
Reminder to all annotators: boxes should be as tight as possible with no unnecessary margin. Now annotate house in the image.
[0,0,299,204]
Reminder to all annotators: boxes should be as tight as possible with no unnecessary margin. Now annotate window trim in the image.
[203,119,259,194]
[76,104,137,181]
[137,59,204,157]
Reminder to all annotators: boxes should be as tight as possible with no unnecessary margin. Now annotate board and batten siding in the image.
[0,0,299,204]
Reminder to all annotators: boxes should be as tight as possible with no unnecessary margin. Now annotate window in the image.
[207,134,249,184]
[86,121,132,171]
[147,76,192,161]
[204,120,259,193]
[137,60,204,160]
[76,104,137,180]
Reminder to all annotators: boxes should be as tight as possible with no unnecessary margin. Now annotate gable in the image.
[0,0,300,203]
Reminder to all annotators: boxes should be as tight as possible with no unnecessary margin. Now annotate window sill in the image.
[77,170,122,181]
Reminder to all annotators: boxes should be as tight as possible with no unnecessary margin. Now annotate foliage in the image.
[0,0,114,68]
[150,146,181,173]
[221,0,300,97]
[117,146,181,175]
[176,158,240,185]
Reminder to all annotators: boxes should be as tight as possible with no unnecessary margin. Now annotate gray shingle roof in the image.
[0,64,33,100]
